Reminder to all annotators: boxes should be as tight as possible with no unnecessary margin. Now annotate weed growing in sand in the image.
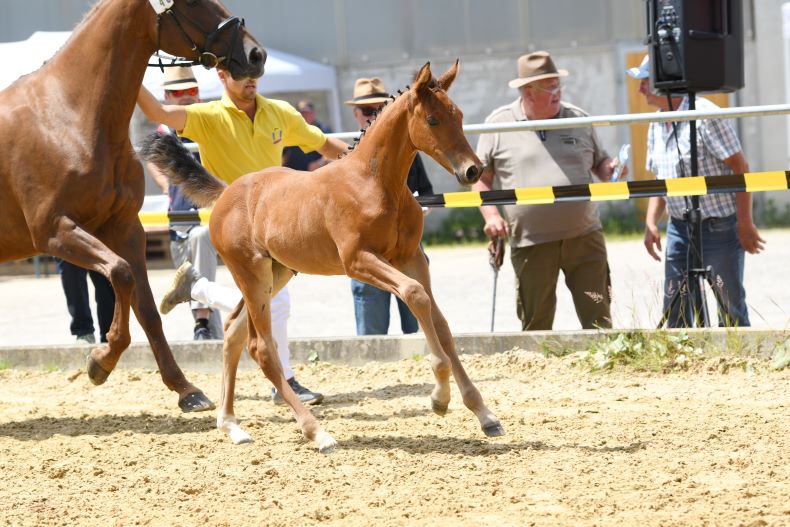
[584,331,703,372]
[771,342,790,371]
[41,363,60,373]
[0,360,10,370]
[307,351,320,367]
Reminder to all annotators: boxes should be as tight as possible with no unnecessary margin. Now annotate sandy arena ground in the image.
[1,350,788,527]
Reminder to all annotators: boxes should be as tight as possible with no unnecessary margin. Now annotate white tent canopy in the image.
[0,31,342,130]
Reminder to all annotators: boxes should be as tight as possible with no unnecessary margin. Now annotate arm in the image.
[471,167,509,238]
[644,196,665,262]
[317,136,349,162]
[723,152,765,254]
[137,85,187,132]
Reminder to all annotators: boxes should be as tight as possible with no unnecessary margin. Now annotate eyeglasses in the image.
[358,105,382,117]
[530,83,561,96]
[167,87,198,98]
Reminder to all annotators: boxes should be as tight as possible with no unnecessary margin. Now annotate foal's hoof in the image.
[316,431,337,454]
[178,391,215,413]
[431,399,448,417]
[482,421,505,437]
[86,354,111,386]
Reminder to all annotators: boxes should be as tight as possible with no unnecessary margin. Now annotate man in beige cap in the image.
[473,51,621,331]
[344,77,434,336]
[145,66,223,341]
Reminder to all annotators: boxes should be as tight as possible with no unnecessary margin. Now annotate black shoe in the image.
[194,327,211,340]
[271,378,324,406]
[193,318,211,341]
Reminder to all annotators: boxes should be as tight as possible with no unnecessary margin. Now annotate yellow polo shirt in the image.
[180,93,326,184]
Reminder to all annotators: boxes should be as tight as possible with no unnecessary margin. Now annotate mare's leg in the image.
[101,216,213,412]
[348,250,503,437]
[223,252,335,452]
[34,217,134,379]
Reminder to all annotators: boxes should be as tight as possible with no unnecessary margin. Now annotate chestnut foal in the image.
[142,61,504,451]
[0,0,267,412]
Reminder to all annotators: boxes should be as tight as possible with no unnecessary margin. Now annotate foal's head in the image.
[407,61,482,185]
[153,0,266,80]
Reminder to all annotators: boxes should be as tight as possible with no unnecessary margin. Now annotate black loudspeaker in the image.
[646,0,744,93]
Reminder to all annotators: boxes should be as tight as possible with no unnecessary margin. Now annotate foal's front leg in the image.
[347,250,503,437]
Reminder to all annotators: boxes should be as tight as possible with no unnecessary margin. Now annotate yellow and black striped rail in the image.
[415,171,790,208]
[138,171,790,228]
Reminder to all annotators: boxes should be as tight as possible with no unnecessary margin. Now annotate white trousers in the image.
[190,278,293,380]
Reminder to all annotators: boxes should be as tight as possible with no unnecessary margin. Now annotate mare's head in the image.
[153,0,265,80]
[407,61,482,185]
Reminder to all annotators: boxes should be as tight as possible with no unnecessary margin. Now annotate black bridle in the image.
[151,1,246,72]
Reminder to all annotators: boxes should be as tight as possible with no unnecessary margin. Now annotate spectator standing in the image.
[626,55,764,327]
[345,77,434,335]
[473,51,621,331]
[55,258,115,344]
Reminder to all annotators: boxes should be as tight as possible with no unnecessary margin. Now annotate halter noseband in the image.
[149,0,246,73]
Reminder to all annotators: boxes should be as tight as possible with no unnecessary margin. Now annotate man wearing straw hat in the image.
[345,77,434,335]
[145,66,222,341]
[137,65,348,405]
[473,51,621,331]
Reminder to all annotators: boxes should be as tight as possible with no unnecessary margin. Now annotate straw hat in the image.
[508,51,568,89]
[161,66,198,90]
[344,77,391,106]
[296,100,315,112]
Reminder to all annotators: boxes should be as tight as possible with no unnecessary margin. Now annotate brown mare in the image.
[0,0,264,412]
[142,61,504,452]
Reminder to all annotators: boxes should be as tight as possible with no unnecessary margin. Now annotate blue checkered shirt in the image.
[646,96,742,220]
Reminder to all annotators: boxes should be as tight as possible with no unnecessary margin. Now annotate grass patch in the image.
[41,363,61,373]
[583,331,704,372]
[0,360,10,371]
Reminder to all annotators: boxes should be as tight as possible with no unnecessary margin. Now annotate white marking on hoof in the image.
[218,416,252,445]
[316,431,337,454]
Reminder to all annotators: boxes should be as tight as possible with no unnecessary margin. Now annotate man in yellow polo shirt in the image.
[137,69,347,405]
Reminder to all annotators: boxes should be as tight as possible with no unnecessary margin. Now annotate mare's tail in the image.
[138,132,227,207]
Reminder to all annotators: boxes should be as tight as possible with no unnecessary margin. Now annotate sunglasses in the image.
[530,83,561,96]
[167,87,198,97]
[358,105,382,117]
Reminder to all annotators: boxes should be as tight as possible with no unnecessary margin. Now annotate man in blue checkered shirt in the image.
[626,55,765,327]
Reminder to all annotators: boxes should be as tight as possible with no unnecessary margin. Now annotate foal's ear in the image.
[437,60,459,92]
[413,62,433,92]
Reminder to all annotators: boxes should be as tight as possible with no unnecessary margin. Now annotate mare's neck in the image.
[51,0,154,143]
[351,96,417,193]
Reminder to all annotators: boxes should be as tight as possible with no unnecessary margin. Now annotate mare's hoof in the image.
[431,399,448,416]
[482,421,505,437]
[179,391,215,413]
[86,354,111,386]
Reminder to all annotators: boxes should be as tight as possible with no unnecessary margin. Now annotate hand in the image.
[483,216,509,239]
[737,221,766,254]
[644,223,662,262]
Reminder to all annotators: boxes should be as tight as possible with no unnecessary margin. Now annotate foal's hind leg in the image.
[223,253,336,452]
[217,301,252,444]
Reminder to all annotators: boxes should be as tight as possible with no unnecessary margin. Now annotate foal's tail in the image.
[138,132,227,207]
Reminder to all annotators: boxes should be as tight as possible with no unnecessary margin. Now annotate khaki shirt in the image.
[476,99,608,247]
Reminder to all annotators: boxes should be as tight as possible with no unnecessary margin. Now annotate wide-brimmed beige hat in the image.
[508,51,568,89]
[344,77,391,106]
[161,66,198,90]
